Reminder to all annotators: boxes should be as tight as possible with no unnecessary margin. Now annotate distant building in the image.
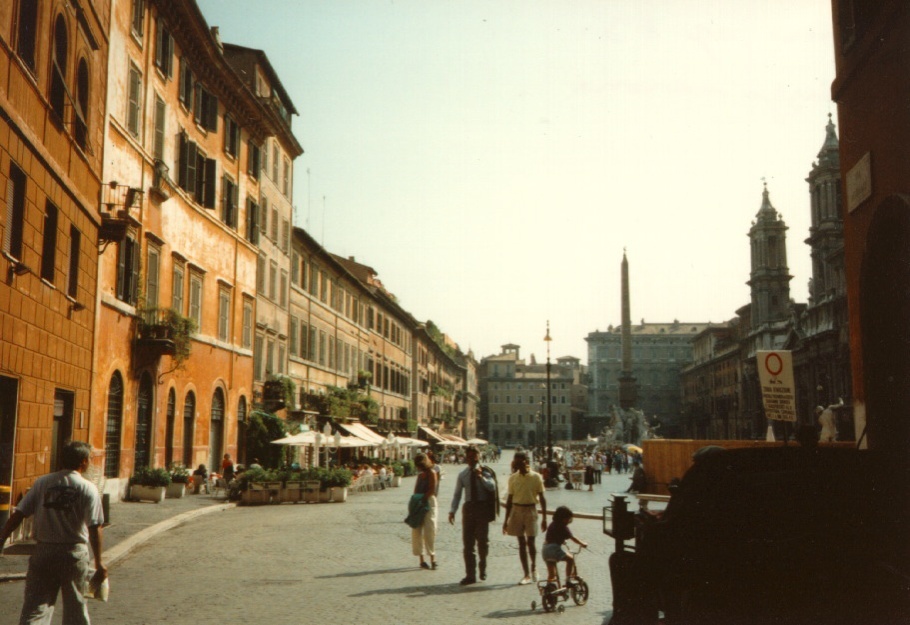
[587,321,710,437]
[479,345,585,447]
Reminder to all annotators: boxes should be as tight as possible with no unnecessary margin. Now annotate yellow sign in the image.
[757,350,797,422]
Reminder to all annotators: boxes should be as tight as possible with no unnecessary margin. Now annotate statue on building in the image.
[817,398,844,442]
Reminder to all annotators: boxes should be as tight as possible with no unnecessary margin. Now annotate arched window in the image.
[165,388,176,467]
[49,15,68,120]
[209,389,225,472]
[182,391,196,467]
[74,59,89,149]
[104,372,124,478]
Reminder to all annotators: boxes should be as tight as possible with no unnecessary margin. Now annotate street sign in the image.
[756,350,797,422]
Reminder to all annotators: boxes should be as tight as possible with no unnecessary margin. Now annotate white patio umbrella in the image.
[271,431,320,446]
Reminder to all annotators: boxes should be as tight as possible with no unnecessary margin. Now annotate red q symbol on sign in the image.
[764,352,784,377]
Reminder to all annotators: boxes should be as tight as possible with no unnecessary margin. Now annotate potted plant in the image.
[236,466,270,505]
[129,467,171,503]
[391,462,404,487]
[278,468,305,503]
[167,464,190,498]
[325,467,352,503]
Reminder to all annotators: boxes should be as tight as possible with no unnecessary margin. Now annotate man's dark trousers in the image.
[461,501,490,579]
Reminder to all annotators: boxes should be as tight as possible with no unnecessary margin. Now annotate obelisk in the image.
[619,250,638,409]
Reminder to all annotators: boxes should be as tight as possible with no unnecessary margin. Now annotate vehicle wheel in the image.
[571,579,589,606]
[543,584,558,612]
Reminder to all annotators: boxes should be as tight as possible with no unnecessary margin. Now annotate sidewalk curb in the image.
[0,502,234,583]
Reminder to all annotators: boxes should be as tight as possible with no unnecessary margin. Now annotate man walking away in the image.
[0,440,106,625]
[502,451,547,585]
[449,446,497,585]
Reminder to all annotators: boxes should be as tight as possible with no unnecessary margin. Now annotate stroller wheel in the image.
[557,604,566,613]
[531,600,537,611]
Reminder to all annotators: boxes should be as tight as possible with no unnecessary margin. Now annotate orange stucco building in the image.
[0,0,109,499]
[91,0,282,498]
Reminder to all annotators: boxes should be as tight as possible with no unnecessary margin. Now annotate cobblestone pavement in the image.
[0,455,643,624]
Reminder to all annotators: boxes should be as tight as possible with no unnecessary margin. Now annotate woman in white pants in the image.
[412,453,438,570]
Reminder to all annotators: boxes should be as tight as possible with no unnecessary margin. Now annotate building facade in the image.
[1,0,109,496]
[680,122,853,441]
[479,345,584,447]
[223,43,303,412]
[91,0,286,495]
[586,321,709,437]
[830,1,909,455]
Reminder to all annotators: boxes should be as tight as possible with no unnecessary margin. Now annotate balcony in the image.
[136,308,196,363]
[99,182,142,246]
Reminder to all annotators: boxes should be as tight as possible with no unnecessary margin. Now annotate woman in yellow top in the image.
[502,451,547,585]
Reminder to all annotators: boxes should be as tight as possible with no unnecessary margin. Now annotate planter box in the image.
[265,481,282,504]
[392,475,402,487]
[166,482,187,499]
[281,482,304,503]
[240,483,270,506]
[318,489,331,503]
[130,485,166,503]
[329,486,348,502]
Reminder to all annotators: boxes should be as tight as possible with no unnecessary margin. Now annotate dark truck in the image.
[606,446,909,625]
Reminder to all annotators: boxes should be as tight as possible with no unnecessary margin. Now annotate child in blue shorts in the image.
[542,506,587,583]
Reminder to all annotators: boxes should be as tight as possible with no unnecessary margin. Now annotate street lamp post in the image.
[545,321,553,464]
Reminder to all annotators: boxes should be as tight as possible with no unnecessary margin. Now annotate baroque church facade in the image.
[681,117,852,440]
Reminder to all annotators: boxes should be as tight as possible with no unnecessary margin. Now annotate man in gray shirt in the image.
[0,440,106,625]
[449,446,497,585]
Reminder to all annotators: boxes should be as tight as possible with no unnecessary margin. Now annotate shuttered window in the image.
[40,201,58,283]
[67,226,80,298]
[4,163,26,259]
[127,64,142,138]
[153,97,166,160]
[189,272,202,326]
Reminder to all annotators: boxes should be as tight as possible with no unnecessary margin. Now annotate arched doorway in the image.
[165,388,176,467]
[182,391,196,467]
[237,396,247,464]
[860,194,910,454]
[135,372,153,469]
[104,372,124,478]
[209,388,225,472]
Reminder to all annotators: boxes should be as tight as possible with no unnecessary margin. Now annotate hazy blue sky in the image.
[198,0,836,362]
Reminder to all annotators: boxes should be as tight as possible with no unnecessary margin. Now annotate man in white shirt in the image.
[0,440,106,625]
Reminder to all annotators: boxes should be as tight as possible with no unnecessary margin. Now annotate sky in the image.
[198,0,837,363]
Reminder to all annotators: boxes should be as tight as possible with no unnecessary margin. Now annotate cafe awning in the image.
[336,421,385,445]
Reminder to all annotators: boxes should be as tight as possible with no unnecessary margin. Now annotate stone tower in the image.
[805,114,843,304]
[748,184,792,329]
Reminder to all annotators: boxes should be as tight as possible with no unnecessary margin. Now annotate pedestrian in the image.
[502,451,547,585]
[593,452,603,484]
[449,446,498,585]
[410,453,438,570]
[222,453,236,481]
[584,453,595,491]
[0,440,107,625]
[542,506,587,584]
